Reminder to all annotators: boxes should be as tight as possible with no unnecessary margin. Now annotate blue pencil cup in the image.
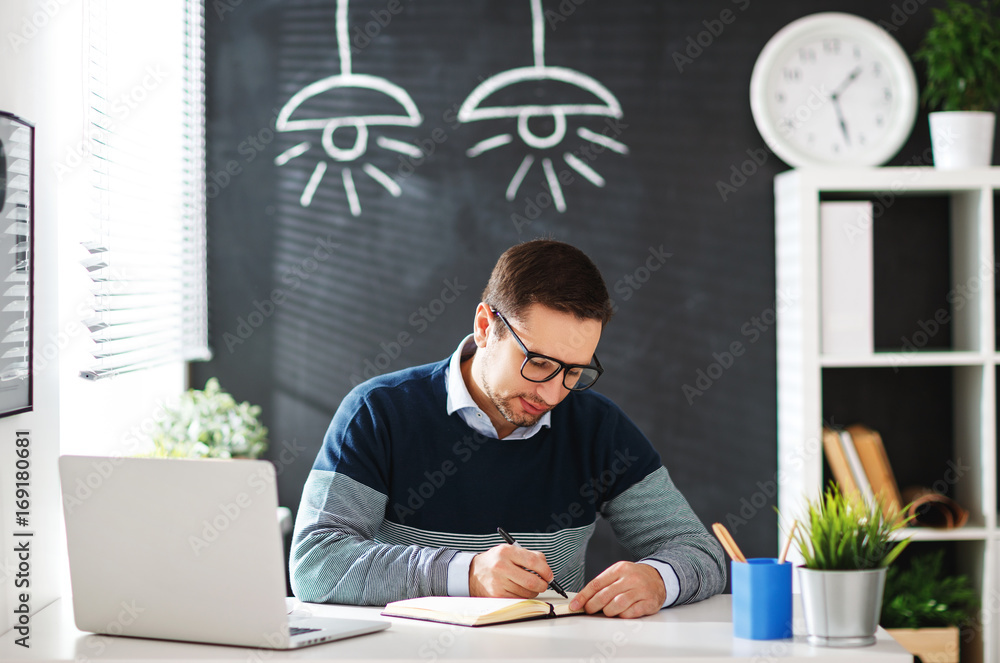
[732,558,793,640]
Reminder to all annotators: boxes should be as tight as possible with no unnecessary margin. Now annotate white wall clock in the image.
[750,13,918,168]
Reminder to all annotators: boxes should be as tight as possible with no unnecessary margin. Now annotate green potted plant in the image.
[144,378,269,459]
[913,0,1000,169]
[791,484,911,647]
[881,550,979,663]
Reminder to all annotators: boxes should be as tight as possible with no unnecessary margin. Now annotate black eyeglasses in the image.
[491,308,603,391]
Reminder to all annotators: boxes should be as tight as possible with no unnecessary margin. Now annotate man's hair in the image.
[481,239,614,329]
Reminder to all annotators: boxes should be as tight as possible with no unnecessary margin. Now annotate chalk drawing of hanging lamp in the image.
[274,0,422,216]
[457,0,628,212]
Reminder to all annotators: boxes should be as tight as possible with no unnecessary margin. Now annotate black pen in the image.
[496,527,569,599]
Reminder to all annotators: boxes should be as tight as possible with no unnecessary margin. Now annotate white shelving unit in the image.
[775,167,1000,663]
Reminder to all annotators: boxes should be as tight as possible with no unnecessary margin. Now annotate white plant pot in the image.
[929,111,996,169]
[798,567,887,647]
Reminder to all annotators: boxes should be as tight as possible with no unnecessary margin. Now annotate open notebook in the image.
[382,591,583,627]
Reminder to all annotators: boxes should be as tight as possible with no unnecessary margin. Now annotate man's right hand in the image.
[469,544,553,598]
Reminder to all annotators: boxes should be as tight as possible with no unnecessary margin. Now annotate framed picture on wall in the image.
[0,112,34,418]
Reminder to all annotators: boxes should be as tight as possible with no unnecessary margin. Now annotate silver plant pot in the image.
[797,567,887,647]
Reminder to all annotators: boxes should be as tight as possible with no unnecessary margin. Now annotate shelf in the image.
[779,166,1000,194]
[896,527,991,542]
[820,351,987,368]
[777,166,1000,663]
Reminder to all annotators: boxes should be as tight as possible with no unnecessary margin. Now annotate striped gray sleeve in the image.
[289,469,457,605]
[600,466,727,606]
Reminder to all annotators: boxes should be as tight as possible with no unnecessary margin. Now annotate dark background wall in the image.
[198,0,995,584]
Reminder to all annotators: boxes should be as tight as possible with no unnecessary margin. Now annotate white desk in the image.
[1,595,913,663]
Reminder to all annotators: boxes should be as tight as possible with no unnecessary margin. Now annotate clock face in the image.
[750,13,917,167]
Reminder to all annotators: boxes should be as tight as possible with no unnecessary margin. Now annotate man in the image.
[291,239,725,618]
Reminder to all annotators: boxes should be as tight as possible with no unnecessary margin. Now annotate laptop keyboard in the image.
[289,626,321,636]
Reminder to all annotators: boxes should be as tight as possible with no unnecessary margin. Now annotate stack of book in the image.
[821,425,968,528]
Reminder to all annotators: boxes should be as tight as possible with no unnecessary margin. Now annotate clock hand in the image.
[829,66,863,99]
[831,96,851,145]
[828,67,861,147]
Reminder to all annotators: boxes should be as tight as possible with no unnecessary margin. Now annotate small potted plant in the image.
[882,550,979,663]
[791,484,911,647]
[144,378,269,459]
[913,0,1000,169]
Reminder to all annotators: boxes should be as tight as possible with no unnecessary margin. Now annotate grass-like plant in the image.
[792,484,911,570]
[881,550,979,629]
[146,378,269,459]
[913,0,1000,111]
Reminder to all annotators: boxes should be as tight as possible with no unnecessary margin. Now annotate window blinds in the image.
[0,117,32,390]
[80,0,210,380]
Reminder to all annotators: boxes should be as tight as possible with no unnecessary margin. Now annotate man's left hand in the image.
[569,561,666,619]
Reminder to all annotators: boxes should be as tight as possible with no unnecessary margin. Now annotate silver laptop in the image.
[59,455,389,649]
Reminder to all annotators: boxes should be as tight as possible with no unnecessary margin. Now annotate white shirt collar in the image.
[445,334,551,440]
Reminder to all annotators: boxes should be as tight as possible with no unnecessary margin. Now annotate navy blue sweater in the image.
[290,358,725,605]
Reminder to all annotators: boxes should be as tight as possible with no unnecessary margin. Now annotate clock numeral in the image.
[876,114,884,127]
[822,38,840,54]
[782,67,801,81]
[775,92,785,104]
[798,47,816,62]
[858,134,867,145]
[872,61,882,77]
[884,87,893,102]
[853,45,862,59]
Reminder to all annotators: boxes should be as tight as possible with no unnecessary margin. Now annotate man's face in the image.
[477,304,602,429]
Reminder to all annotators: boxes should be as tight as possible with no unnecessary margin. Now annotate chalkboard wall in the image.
[199,0,995,585]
